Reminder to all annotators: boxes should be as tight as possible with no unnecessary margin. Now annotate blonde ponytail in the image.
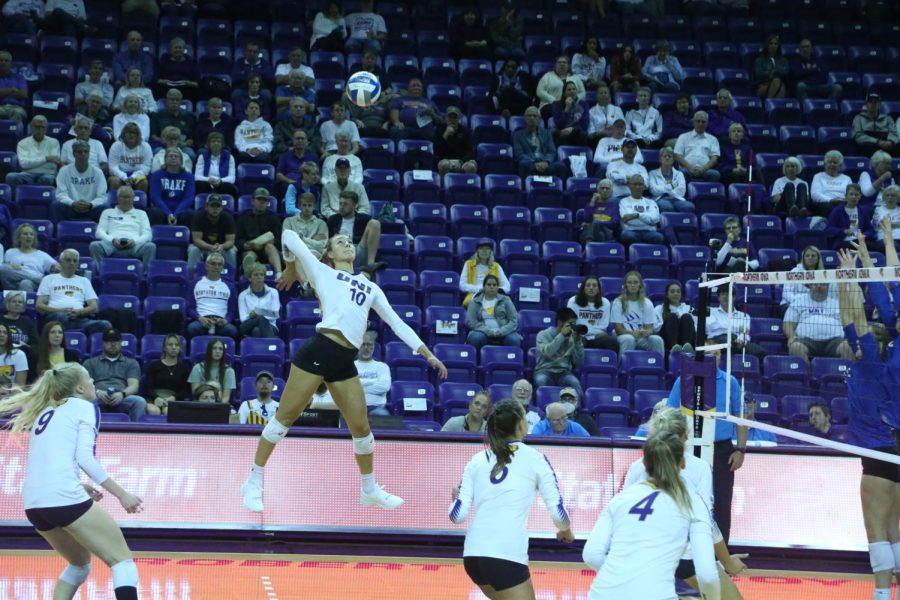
[0,363,87,435]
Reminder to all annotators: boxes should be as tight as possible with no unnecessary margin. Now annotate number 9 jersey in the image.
[23,398,110,510]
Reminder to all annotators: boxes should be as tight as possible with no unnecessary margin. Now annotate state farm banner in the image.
[0,432,866,550]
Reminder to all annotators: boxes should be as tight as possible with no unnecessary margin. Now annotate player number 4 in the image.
[628,491,660,521]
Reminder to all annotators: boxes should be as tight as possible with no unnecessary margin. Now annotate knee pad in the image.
[869,541,893,573]
[892,542,900,573]
[352,432,375,456]
[261,417,289,444]
[111,559,139,588]
[59,563,92,586]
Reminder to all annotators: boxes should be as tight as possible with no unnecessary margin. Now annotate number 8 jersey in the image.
[448,442,570,565]
[282,230,424,351]
[23,398,110,510]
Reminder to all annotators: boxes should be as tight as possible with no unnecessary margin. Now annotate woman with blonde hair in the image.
[610,270,664,359]
[0,222,60,291]
[459,238,510,307]
[584,428,720,600]
[107,122,152,192]
[0,362,142,600]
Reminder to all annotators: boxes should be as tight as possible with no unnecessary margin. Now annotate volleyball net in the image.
[693,264,900,465]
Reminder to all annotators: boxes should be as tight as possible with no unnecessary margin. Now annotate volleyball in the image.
[347,71,382,108]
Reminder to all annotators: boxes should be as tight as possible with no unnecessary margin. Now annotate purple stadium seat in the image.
[627,244,669,279]
[15,185,55,220]
[389,381,435,420]
[671,245,712,282]
[424,305,467,345]
[240,338,285,379]
[633,389,669,423]
[811,357,852,401]
[498,238,540,274]
[491,205,531,240]
[782,394,825,427]
[470,114,507,145]
[582,349,619,390]
[533,207,572,242]
[535,386,565,411]
[541,241,582,278]
[518,309,555,348]
[379,305,422,346]
[585,242,626,277]
[681,67,715,95]
[586,387,632,428]
[419,270,460,307]
[477,145,515,176]
[747,214,784,249]
[284,300,320,342]
[99,258,142,296]
[816,126,854,155]
[407,202,447,236]
[763,355,809,400]
[659,212,699,246]
[386,342,434,388]
[847,46,884,73]
[449,204,489,239]
[620,351,666,395]
[235,163,275,196]
[433,343,478,384]
[687,182,726,215]
[143,296,186,336]
[438,381,482,421]
[376,269,417,305]
[509,274,550,311]
[56,221,96,256]
[480,346,525,387]
[524,176,565,212]
[402,171,441,204]
[413,236,454,272]
[714,68,750,93]
[422,57,458,86]
[151,225,190,261]
[363,169,401,202]
[551,275,582,310]
[376,234,410,269]
[358,139,395,171]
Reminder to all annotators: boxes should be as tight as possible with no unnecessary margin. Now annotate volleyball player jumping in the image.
[0,363,143,600]
[624,406,747,599]
[583,428,721,600]
[241,230,448,512]
[449,399,573,600]
[838,232,900,600]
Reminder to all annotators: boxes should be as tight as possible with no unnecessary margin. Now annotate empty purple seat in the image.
[389,381,435,420]
[509,274,550,311]
[419,270,460,307]
[480,346,525,387]
[585,242,626,277]
[376,268,417,305]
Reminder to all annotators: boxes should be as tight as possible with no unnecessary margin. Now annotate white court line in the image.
[260,575,278,600]
[698,410,900,465]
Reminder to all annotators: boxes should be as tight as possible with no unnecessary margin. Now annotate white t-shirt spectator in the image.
[588,104,625,138]
[770,176,809,200]
[872,205,900,241]
[810,171,852,205]
[618,196,660,231]
[237,285,280,330]
[673,130,720,169]
[705,304,751,341]
[4,249,57,281]
[274,63,315,82]
[606,160,649,198]
[594,136,644,166]
[60,138,108,169]
[345,11,387,39]
[784,295,843,340]
[652,303,695,334]
[610,297,656,331]
[37,273,98,311]
[566,296,611,339]
[319,120,361,153]
[648,168,687,202]
[107,141,153,180]
[0,349,28,384]
[193,276,231,318]
[355,358,391,407]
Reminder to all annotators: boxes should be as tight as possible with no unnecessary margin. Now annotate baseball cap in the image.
[559,387,578,399]
[206,194,223,205]
[476,237,494,248]
[867,93,881,102]
[446,105,462,116]
[253,187,270,198]
[335,157,351,168]
[255,370,275,382]
[102,328,122,342]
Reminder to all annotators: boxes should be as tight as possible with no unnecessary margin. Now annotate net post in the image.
[689,272,712,460]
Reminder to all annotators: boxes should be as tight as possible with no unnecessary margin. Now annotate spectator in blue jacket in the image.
[551,81,590,147]
[149,148,196,225]
[641,40,685,93]
[826,184,873,250]
[113,30,154,87]
[531,402,590,437]
[231,41,274,89]
[512,106,567,179]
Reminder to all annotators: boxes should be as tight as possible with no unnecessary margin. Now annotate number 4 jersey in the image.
[23,397,109,510]
[583,482,717,600]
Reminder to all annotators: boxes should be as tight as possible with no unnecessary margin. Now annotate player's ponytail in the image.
[643,429,692,516]
[0,362,87,435]
[486,399,524,478]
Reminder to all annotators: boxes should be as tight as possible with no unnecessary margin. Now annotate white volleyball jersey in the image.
[22,397,109,510]
[583,483,719,600]
[282,230,425,351]
[448,442,570,565]
[623,452,724,548]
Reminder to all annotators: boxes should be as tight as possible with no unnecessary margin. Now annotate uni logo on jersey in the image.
[336,272,372,294]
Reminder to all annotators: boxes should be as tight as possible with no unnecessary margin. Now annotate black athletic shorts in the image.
[861,447,900,483]
[463,556,530,591]
[25,499,93,532]
[292,333,359,383]
[675,558,696,579]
